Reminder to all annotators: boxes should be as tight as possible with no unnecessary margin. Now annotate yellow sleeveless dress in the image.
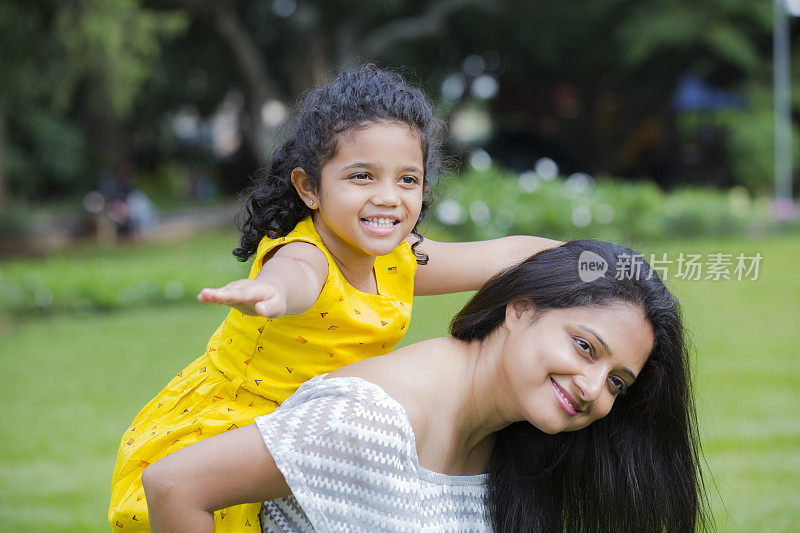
[108,217,416,531]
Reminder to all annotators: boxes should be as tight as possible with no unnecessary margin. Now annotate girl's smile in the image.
[360,215,401,235]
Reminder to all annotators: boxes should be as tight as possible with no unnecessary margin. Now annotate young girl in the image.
[109,66,559,531]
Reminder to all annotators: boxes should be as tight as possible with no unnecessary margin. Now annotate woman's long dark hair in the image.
[233,65,443,264]
[451,240,711,532]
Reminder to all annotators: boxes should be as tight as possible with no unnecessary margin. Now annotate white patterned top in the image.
[254,375,491,532]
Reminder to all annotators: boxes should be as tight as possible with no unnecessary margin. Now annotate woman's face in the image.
[499,301,653,434]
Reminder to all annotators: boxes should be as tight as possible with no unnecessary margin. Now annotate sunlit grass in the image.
[0,232,797,531]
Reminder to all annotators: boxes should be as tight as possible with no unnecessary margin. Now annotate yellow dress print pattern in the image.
[108,217,416,531]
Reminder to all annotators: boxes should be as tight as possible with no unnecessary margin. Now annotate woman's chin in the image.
[527,419,563,435]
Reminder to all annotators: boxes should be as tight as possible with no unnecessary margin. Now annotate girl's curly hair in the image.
[233,65,443,264]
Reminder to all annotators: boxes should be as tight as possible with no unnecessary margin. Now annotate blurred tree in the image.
[0,0,187,202]
[614,0,778,188]
[2,0,796,204]
[428,0,782,187]
[152,0,493,162]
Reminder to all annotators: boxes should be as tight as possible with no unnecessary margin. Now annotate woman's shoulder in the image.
[323,338,458,433]
[290,373,400,406]
[255,373,419,463]
[258,368,490,533]
[292,373,419,429]
[255,340,457,453]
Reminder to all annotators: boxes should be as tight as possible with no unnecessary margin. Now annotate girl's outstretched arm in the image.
[197,241,328,318]
[142,425,290,533]
[411,235,562,295]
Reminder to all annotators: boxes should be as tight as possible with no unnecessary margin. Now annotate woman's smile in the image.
[550,378,582,415]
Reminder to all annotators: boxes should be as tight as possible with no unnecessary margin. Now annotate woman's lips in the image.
[550,378,581,415]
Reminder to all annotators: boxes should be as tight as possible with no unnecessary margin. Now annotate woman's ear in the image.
[290,168,319,209]
[504,300,532,331]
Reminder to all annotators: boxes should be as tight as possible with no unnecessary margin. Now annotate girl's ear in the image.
[290,168,319,209]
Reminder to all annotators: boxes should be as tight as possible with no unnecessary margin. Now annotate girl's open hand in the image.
[197,279,287,318]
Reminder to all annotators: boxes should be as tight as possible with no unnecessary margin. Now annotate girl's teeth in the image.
[365,218,394,228]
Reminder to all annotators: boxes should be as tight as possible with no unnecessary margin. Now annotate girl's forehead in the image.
[331,122,424,163]
[337,120,421,144]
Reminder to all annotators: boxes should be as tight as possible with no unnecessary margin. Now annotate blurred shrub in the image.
[0,203,36,239]
[0,171,790,320]
[0,231,244,320]
[428,167,773,243]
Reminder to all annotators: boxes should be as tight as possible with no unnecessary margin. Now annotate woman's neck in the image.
[338,335,520,475]
[429,332,523,466]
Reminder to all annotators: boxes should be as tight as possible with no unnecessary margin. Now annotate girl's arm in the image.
[142,425,290,533]
[411,235,562,295]
[197,242,328,318]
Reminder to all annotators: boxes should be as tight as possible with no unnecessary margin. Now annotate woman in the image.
[142,240,711,532]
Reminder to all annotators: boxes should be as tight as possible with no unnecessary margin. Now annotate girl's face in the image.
[309,121,425,259]
[499,301,653,434]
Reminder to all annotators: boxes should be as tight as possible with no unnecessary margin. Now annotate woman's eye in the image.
[609,376,627,394]
[575,337,593,358]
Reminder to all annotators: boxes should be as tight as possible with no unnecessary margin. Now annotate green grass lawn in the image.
[0,231,798,531]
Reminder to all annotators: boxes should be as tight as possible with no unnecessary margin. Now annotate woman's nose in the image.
[573,366,605,403]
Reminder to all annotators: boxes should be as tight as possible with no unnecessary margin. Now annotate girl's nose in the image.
[371,182,401,207]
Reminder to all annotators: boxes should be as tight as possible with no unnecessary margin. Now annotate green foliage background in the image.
[1,0,798,202]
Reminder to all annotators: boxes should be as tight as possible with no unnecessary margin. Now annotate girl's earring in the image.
[308,200,314,207]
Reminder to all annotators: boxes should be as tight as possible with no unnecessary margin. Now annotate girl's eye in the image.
[574,337,594,358]
[609,375,628,395]
[399,176,420,185]
[349,173,372,181]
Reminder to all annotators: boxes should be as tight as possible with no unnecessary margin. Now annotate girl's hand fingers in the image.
[197,288,220,303]
[254,300,271,317]
[199,282,269,303]
[198,288,234,304]
[197,281,284,318]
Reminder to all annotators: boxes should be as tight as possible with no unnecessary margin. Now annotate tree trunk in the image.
[163,0,276,163]
[285,4,329,96]
[0,105,6,207]
[359,0,496,58]
[211,2,275,160]
[80,72,130,172]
